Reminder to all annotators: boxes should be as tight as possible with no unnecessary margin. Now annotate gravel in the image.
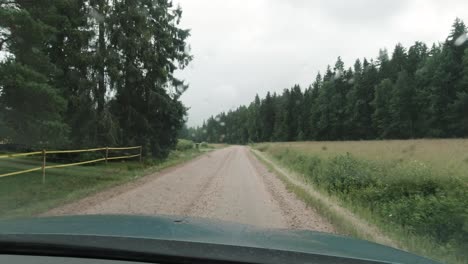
[45,146,335,233]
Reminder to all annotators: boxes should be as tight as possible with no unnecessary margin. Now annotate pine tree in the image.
[389,44,408,81]
[316,80,333,140]
[450,48,468,136]
[309,73,322,140]
[377,48,391,79]
[427,19,467,137]
[272,90,289,141]
[389,70,415,138]
[260,92,275,141]
[407,42,431,137]
[288,84,303,140]
[346,58,377,139]
[109,0,191,157]
[372,79,393,138]
[0,0,69,147]
[247,95,261,142]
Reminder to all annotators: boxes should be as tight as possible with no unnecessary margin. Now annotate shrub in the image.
[322,154,376,194]
[176,139,194,151]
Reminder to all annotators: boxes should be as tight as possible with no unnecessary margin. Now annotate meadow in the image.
[254,139,468,264]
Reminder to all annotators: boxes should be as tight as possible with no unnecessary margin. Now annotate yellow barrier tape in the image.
[45,158,107,169]
[46,148,105,154]
[0,146,141,178]
[0,167,42,178]
[0,146,140,158]
[0,151,42,159]
[107,146,141,150]
[107,154,141,161]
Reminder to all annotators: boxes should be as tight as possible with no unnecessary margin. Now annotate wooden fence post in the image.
[139,146,142,163]
[105,147,109,165]
[42,149,46,184]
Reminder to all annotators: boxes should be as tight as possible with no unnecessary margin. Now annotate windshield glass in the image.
[0,1,467,263]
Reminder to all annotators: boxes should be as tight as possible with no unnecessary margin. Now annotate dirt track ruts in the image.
[45,146,335,232]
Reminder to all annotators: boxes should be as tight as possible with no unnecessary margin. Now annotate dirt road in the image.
[46,146,334,232]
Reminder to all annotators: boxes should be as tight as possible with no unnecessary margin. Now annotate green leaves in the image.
[0,60,68,147]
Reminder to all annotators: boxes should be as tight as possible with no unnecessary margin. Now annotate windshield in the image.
[0,1,467,264]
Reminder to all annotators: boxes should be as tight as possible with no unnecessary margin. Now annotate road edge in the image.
[41,149,217,217]
[250,147,399,249]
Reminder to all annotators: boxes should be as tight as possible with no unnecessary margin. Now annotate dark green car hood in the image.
[0,215,439,264]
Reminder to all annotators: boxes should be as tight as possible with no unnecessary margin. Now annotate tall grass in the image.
[255,140,468,264]
[263,139,468,178]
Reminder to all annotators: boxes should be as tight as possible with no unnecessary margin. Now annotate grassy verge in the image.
[252,141,468,264]
[0,145,210,219]
[251,150,383,240]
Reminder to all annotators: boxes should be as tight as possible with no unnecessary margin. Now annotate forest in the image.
[0,0,191,157]
[185,19,468,144]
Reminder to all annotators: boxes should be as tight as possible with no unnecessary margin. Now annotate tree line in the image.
[186,19,468,144]
[0,0,191,157]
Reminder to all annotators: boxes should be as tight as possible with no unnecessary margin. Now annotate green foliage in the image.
[0,0,191,156]
[175,139,194,151]
[0,61,69,147]
[263,146,468,260]
[389,70,416,138]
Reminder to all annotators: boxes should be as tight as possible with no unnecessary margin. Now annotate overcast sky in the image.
[175,0,468,127]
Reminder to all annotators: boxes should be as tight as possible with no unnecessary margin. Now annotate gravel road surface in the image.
[46,146,335,232]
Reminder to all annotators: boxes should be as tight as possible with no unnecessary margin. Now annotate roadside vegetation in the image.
[0,140,208,219]
[254,140,468,264]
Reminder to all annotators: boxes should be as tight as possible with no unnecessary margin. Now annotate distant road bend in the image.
[47,146,334,232]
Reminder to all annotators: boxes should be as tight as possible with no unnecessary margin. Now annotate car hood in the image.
[0,215,439,264]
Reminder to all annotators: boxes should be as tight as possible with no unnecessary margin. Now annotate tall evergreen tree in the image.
[346,58,377,139]
[389,70,416,138]
[309,73,322,139]
[260,92,275,141]
[0,0,69,147]
[372,79,393,138]
[428,18,467,137]
[450,48,468,136]
[108,0,191,157]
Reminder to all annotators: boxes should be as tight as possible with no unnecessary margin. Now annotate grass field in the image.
[0,143,211,219]
[254,139,468,264]
[258,139,468,177]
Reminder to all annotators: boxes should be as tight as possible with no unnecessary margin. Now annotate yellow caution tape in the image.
[0,146,140,158]
[0,146,141,179]
[0,167,42,178]
[45,158,107,169]
[0,151,42,159]
[107,154,140,161]
[46,148,105,154]
[107,146,141,150]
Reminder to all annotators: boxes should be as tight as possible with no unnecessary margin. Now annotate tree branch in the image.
[0,36,11,51]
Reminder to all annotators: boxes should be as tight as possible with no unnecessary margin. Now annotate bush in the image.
[176,139,194,151]
[322,154,376,194]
